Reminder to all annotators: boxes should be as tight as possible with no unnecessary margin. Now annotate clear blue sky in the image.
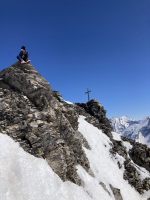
[0,0,150,119]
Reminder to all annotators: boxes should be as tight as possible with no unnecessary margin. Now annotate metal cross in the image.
[85,88,91,101]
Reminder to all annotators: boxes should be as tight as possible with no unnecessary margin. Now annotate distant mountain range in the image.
[111,116,150,147]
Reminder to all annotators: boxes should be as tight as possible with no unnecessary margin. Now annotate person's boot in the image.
[21,60,26,64]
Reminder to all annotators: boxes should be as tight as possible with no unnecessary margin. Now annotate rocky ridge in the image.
[0,63,90,184]
[0,63,150,199]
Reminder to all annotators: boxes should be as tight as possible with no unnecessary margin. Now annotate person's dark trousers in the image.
[17,56,22,61]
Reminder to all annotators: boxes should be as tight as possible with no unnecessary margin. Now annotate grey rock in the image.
[129,142,150,172]
[124,159,150,194]
[0,63,90,184]
[99,182,111,196]
[76,100,113,138]
[110,139,127,159]
[110,184,123,200]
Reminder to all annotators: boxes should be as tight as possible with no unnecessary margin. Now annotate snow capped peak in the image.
[111,116,130,134]
[112,116,129,124]
[119,115,129,121]
[111,116,150,147]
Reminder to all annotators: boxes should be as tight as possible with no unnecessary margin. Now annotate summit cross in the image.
[85,88,91,101]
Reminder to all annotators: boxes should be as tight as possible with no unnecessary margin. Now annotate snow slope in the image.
[0,134,92,200]
[0,116,149,200]
[78,116,150,200]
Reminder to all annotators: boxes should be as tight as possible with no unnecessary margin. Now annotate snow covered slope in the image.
[0,133,91,200]
[111,116,150,147]
[0,116,149,200]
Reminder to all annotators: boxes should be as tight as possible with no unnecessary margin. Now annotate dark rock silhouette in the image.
[76,100,113,138]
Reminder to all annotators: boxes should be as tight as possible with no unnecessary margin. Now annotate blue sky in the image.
[0,0,150,119]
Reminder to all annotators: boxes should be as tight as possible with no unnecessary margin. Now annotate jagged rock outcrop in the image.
[0,64,53,110]
[0,63,90,184]
[124,159,150,194]
[76,100,113,138]
[129,142,150,172]
[110,139,128,159]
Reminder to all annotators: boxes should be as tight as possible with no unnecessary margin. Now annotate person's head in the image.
[21,46,26,51]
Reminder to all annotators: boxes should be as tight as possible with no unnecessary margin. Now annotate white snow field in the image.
[0,116,149,200]
[0,133,93,200]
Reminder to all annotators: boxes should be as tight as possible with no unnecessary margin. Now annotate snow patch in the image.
[122,141,133,152]
[64,100,74,105]
[112,131,122,141]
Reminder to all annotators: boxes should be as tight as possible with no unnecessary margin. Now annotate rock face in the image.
[110,139,128,159]
[0,63,90,184]
[0,63,150,198]
[76,100,113,138]
[129,142,150,172]
[124,158,150,194]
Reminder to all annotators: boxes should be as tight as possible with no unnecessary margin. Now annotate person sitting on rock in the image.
[17,46,30,64]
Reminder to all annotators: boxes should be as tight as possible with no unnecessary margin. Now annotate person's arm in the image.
[19,50,23,59]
